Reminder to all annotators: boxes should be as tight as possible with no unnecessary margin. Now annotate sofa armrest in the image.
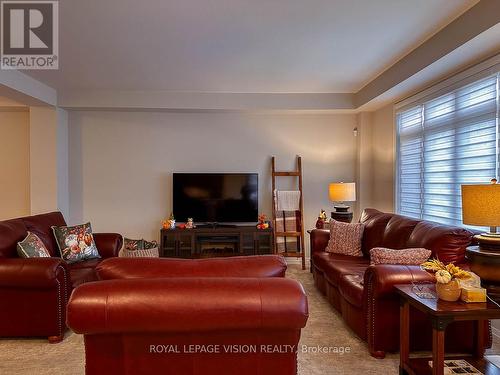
[363,264,435,300]
[96,255,287,280]
[309,229,330,253]
[0,257,69,289]
[67,277,308,334]
[93,233,122,258]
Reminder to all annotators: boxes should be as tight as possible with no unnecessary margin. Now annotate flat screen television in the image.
[173,173,258,223]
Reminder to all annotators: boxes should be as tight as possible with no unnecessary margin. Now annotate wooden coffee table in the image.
[396,283,500,375]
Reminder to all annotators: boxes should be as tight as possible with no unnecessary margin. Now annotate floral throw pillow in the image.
[17,232,51,258]
[325,220,365,257]
[370,247,432,266]
[52,222,100,264]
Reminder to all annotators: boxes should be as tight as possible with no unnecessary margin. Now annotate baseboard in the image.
[283,257,310,266]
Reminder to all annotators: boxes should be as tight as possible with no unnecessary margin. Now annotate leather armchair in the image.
[68,256,308,375]
[310,208,491,358]
[0,212,121,342]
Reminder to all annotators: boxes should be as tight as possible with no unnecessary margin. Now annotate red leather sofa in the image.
[67,256,309,375]
[310,208,491,358]
[0,211,122,342]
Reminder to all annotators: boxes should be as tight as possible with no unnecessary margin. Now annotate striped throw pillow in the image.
[120,238,159,258]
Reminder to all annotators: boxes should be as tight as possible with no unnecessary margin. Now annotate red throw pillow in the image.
[325,220,365,257]
[369,247,432,265]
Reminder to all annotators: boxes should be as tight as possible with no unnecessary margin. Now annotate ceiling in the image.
[24,0,478,93]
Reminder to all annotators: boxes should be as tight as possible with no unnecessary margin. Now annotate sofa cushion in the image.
[380,215,420,249]
[69,267,99,289]
[22,212,66,257]
[312,251,367,273]
[407,221,473,264]
[360,209,393,257]
[68,258,103,288]
[0,218,27,258]
[338,273,364,306]
[69,258,103,270]
[312,252,370,286]
[17,232,51,258]
[324,261,370,287]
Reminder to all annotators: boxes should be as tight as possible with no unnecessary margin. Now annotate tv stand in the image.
[160,226,273,258]
[196,223,238,229]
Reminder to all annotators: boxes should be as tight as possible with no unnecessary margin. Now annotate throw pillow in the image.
[120,237,159,257]
[370,247,432,265]
[17,232,51,258]
[52,222,100,264]
[325,220,365,257]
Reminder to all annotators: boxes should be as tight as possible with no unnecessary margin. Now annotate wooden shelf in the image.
[275,231,301,237]
[273,171,300,177]
[271,156,306,270]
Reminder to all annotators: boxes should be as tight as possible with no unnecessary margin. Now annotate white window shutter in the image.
[396,73,499,227]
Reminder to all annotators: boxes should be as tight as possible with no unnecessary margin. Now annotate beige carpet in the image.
[0,265,498,375]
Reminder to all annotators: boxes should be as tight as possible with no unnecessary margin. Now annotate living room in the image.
[1,1,500,374]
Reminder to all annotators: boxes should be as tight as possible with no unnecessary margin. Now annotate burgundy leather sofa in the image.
[0,211,122,342]
[67,256,309,375]
[310,208,491,358]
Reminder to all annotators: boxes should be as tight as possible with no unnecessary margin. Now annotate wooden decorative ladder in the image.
[271,156,306,270]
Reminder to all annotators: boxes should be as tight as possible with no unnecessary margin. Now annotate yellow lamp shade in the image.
[461,183,500,226]
[329,182,356,202]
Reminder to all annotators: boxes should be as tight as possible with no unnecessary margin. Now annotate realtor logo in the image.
[1,1,58,69]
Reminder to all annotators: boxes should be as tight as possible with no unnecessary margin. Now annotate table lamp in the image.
[462,178,500,251]
[329,182,356,213]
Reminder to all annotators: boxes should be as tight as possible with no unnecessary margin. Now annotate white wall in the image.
[371,104,395,212]
[29,107,58,215]
[352,104,396,216]
[29,107,69,218]
[68,111,358,256]
[355,112,374,218]
[0,110,30,220]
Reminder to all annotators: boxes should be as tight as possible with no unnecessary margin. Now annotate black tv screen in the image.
[173,173,258,223]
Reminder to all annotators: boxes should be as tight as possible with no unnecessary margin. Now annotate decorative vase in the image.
[435,280,461,302]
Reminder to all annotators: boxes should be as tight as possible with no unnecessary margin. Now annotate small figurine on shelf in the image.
[186,218,195,229]
[162,213,176,230]
[320,209,327,221]
[168,213,176,229]
[162,220,170,229]
[256,213,270,230]
[315,209,328,229]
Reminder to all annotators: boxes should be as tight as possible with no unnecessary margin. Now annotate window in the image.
[396,73,499,226]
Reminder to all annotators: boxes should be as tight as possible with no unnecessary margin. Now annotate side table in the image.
[396,283,500,375]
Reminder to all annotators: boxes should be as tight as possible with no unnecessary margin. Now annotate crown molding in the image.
[0,70,56,107]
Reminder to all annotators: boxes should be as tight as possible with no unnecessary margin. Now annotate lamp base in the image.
[331,211,353,223]
[333,205,350,213]
[474,234,500,252]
